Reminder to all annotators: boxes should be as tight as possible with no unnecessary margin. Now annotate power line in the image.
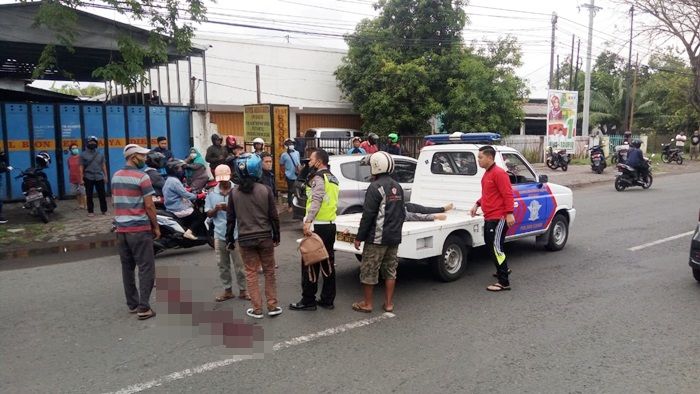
[205,79,347,104]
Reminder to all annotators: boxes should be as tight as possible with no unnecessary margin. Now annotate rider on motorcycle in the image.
[144,151,166,196]
[625,140,648,182]
[162,160,206,240]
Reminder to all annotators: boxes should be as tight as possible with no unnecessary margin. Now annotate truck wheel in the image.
[432,234,468,282]
[545,214,569,251]
[693,268,700,282]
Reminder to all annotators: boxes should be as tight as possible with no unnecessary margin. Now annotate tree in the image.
[624,0,700,113]
[588,76,657,133]
[50,83,105,97]
[335,0,526,136]
[22,0,208,89]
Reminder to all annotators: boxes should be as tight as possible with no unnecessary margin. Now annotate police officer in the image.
[289,149,339,311]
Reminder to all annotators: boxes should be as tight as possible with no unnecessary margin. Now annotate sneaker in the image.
[246,308,264,319]
[183,229,197,240]
[0,217,7,224]
[267,306,283,317]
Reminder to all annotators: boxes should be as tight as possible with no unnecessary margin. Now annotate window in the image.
[430,152,477,176]
[320,131,351,139]
[391,160,416,183]
[341,161,373,182]
[501,153,537,184]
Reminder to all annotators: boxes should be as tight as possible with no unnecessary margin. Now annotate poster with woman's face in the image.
[546,90,578,153]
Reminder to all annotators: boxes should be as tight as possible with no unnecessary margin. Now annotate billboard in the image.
[243,104,272,144]
[546,90,578,153]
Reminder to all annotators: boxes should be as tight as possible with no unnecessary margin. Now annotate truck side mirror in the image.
[538,174,548,184]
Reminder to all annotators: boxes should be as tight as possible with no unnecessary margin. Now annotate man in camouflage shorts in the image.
[359,244,399,285]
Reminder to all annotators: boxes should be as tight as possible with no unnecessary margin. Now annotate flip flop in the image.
[486,283,511,292]
[238,293,251,300]
[352,302,372,313]
[382,304,394,313]
[215,292,235,302]
[137,309,156,320]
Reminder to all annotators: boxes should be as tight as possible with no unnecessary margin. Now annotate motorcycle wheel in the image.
[661,153,670,163]
[677,156,684,165]
[611,156,617,164]
[642,174,653,189]
[561,163,568,172]
[595,167,603,174]
[546,158,557,169]
[38,209,49,224]
[614,176,626,192]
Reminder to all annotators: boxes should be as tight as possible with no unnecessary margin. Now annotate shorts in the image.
[71,183,85,195]
[359,243,399,285]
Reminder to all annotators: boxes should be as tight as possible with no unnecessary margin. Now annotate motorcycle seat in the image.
[156,209,178,219]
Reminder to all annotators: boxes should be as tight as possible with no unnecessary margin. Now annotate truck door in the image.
[500,152,555,236]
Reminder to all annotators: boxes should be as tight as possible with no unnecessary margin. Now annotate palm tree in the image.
[586,77,657,134]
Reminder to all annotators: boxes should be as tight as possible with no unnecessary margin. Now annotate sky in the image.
[11,0,673,99]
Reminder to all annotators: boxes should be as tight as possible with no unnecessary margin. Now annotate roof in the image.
[0,2,205,82]
[421,144,518,154]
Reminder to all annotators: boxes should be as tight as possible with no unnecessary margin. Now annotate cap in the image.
[214,164,231,181]
[123,144,150,158]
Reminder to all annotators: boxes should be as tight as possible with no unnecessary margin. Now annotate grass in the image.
[0,222,65,247]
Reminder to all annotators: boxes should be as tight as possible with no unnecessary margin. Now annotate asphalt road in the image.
[1,172,699,393]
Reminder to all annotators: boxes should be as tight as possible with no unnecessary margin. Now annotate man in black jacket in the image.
[352,151,405,314]
[259,152,277,197]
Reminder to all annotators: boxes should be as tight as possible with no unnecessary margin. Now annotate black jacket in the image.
[357,174,406,246]
[260,170,277,197]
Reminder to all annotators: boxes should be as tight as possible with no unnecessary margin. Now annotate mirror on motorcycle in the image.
[538,174,548,184]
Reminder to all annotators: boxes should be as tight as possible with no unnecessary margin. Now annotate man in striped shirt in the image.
[112,144,160,320]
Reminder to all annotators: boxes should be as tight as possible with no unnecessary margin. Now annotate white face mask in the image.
[189,153,197,159]
[287,144,295,151]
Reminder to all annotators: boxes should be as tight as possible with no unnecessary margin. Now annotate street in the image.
[1,171,699,394]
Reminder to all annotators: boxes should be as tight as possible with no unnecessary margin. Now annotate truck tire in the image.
[545,214,569,251]
[693,268,700,282]
[432,234,468,282]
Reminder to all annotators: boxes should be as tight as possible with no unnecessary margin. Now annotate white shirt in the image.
[676,134,687,147]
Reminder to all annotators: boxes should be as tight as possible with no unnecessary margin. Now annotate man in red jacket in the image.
[470,146,515,291]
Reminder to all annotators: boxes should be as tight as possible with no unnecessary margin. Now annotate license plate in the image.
[26,193,42,202]
[336,231,356,243]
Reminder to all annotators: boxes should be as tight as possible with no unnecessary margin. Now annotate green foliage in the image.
[21,0,209,88]
[50,83,106,97]
[336,0,526,136]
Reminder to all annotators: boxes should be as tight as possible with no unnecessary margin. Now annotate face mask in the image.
[287,145,295,151]
[135,159,146,169]
[189,153,197,159]
[71,148,79,155]
[87,143,97,150]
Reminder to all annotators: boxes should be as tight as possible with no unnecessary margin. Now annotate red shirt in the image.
[476,163,514,221]
[360,141,378,154]
[68,155,81,184]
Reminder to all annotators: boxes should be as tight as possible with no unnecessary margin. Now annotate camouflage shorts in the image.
[359,243,399,285]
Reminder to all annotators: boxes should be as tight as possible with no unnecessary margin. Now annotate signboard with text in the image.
[546,90,578,153]
[244,104,272,144]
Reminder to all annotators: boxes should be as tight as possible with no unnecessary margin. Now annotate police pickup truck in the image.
[333,132,576,282]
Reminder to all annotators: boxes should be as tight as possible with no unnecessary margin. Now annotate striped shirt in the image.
[111,166,155,233]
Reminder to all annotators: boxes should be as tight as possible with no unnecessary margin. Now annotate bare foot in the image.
[443,203,454,211]
[434,214,447,220]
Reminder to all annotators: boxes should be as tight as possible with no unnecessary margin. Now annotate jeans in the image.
[286,178,295,208]
[239,238,278,312]
[84,178,107,214]
[214,239,247,291]
[484,219,510,286]
[117,231,155,311]
[300,223,336,305]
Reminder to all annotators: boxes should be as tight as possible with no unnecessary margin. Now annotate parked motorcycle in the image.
[661,140,683,164]
[588,145,607,174]
[13,152,57,223]
[614,156,653,191]
[546,146,570,171]
[153,194,214,255]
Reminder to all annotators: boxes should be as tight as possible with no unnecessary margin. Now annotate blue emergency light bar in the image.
[423,132,501,145]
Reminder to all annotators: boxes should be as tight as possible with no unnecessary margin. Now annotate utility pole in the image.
[569,34,575,90]
[549,12,558,89]
[556,55,560,89]
[629,53,640,132]
[581,0,601,137]
[574,38,581,89]
[255,65,261,104]
[622,5,634,132]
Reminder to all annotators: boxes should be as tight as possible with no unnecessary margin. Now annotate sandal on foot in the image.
[492,268,513,278]
[382,304,394,313]
[352,302,372,313]
[238,292,251,300]
[137,309,156,320]
[486,283,511,292]
[246,308,264,319]
[215,290,235,302]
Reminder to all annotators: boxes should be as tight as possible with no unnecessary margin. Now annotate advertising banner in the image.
[546,90,578,153]
[244,104,272,144]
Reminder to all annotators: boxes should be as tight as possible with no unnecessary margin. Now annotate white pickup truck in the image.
[333,132,576,282]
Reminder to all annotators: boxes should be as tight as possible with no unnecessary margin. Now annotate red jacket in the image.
[476,164,514,220]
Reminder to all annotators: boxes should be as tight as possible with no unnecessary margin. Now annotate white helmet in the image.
[252,137,265,146]
[369,151,394,175]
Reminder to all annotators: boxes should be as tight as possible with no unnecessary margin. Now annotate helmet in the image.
[252,137,265,147]
[369,151,394,176]
[211,133,222,144]
[368,133,379,145]
[351,136,361,143]
[631,139,642,149]
[35,151,51,168]
[283,138,294,146]
[225,135,238,149]
[388,133,399,143]
[234,153,262,180]
[146,151,166,169]
[86,136,98,144]
[165,159,186,176]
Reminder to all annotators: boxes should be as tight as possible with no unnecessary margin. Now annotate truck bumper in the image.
[335,239,362,255]
[567,208,576,225]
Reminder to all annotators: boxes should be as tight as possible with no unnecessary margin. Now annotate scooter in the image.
[614,156,653,191]
[545,146,570,171]
[588,145,607,174]
[153,194,214,255]
[661,140,683,164]
[611,143,629,164]
[13,167,56,223]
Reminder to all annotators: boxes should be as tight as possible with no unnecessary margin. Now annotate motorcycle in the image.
[614,156,653,192]
[13,167,56,223]
[661,140,683,164]
[611,143,629,164]
[153,193,214,255]
[546,146,570,171]
[588,145,607,174]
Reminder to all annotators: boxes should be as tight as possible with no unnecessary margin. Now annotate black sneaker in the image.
[317,300,335,310]
[0,217,7,224]
[289,301,317,311]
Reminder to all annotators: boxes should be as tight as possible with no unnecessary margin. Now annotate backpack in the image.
[298,233,332,282]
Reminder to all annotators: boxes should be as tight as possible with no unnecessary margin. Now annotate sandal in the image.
[486,283,511,292]
[352,302,372,313]
[238,292,251,300]
[382,304,394,313]
[215,290,235,302]
[137,309,156,320]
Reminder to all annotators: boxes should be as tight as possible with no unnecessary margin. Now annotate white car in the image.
[292,154,417,217]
